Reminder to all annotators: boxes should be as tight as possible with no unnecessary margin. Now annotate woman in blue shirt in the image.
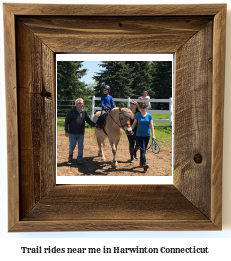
[131,102,155,172]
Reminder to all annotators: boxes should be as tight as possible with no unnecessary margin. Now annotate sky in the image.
[81,61,102,85]
[56,53,174,85]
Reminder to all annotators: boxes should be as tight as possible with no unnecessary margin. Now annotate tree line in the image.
[57,61,172,109]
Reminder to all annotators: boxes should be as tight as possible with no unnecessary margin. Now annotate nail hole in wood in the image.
[194,153,203,164]
[40,90,52,99]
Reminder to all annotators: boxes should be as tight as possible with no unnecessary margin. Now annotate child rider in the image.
[95,85,115,129]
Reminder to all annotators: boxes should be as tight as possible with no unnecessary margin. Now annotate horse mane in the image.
[112,107,134,119]
[122,107,134,119]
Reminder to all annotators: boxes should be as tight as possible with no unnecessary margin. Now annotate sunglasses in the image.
[131,103,136,105]
[140,107,146,109]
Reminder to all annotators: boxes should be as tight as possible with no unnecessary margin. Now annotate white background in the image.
[0,0,231,260]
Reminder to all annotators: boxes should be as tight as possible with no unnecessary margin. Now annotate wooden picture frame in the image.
[4,3,226,231]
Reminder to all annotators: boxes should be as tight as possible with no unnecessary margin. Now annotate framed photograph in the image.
[56,53,173,185]
[4,3,226,231]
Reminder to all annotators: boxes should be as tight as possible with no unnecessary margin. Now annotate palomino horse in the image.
[93,107,134,168]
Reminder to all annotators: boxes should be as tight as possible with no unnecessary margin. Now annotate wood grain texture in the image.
[3,4,20,231]
[4,3,226,231]
[22,185,207,221]
[174,22,213,218]
[18,16,213,53]
[3,3,226,16]
[11,185,218,232]
[16,19,56,219]
[11,220,218,232]
[211,5,226,228]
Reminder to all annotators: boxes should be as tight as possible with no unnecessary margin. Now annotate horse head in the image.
[118,107,134,135]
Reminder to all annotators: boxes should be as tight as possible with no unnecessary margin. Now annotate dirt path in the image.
[57,131,172,177]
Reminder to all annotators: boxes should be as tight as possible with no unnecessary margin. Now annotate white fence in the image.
[91,96,172,126]
[57,100,92,123]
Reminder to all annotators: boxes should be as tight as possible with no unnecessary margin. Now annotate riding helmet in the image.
[103,85,111,92]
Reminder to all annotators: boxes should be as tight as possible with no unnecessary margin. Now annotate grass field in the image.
[151,113,172,147]
[57,112,172,149]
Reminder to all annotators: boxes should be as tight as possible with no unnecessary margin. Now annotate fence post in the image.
[127,97,130,108]
[169,97,172,126]
[91,96,95,120]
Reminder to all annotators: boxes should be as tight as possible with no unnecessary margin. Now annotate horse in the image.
[93,107,134,168]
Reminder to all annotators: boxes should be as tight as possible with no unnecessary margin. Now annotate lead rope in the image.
[133,134,160,154]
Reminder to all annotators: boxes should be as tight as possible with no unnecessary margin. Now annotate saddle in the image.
[97,109,111,135]
[101,112,108,129]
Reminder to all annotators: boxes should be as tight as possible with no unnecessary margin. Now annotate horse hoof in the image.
[111,161,117,169]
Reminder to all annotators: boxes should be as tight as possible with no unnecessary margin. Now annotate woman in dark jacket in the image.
[127,101,140,162]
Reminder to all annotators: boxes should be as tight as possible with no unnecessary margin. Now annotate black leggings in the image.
[127,133,136,147]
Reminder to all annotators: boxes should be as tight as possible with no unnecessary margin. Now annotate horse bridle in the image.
[108,111,131,130]
[118,112,131,129]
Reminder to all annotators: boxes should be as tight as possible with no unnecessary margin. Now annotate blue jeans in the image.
[136,136,150,164]
[69,133,84,161]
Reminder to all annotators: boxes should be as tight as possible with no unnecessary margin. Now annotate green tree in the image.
[92,61,172,109]
[126,61,153,98]
[150,61,172,109]
[93,61,134,99]
[57,61,87,100]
